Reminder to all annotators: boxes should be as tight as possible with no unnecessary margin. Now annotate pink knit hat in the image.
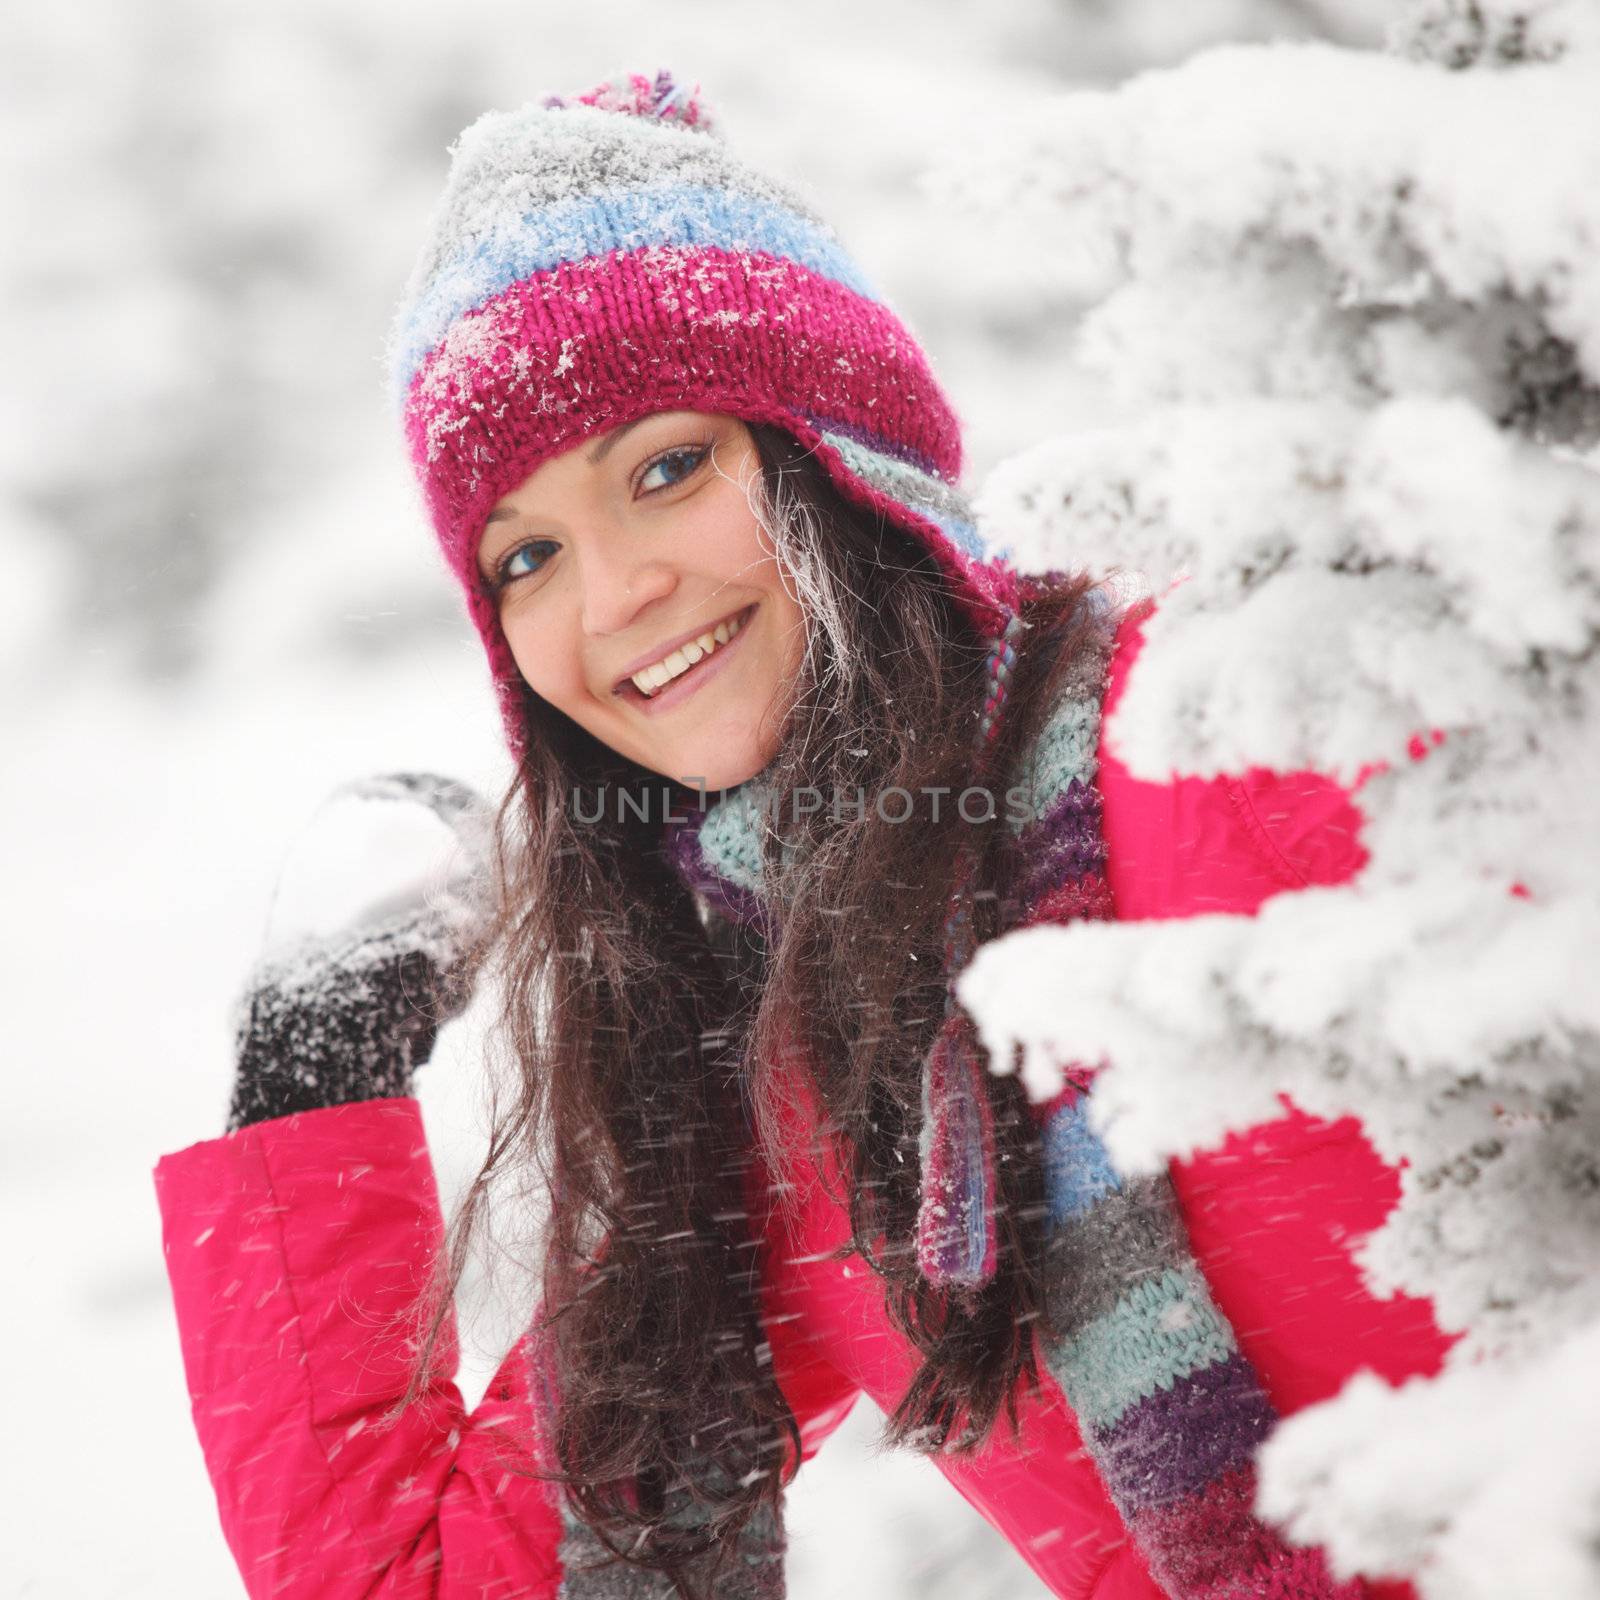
[386,68,1020,760]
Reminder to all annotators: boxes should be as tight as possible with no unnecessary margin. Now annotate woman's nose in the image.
[576,533,678,637]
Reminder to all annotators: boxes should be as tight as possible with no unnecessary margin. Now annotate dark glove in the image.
[225,773,494,1133]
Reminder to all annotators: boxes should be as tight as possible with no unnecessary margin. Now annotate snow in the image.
[929,40,1600,375]
[976,397,1600,782]
[260,778,489,959]
[1257,1319,1600,1598]
[949,7,1600,1592]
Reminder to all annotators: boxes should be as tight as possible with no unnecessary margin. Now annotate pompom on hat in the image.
[385,67,1021,761]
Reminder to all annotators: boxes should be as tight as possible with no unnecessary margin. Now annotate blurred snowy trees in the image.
[2,5,496,678]
[950,2,1600,1594]
[1008,0,1387,75]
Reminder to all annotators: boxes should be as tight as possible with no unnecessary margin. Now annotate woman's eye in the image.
[496,539,558,588]
[637,445,709,495]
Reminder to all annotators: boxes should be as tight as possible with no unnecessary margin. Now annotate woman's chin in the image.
[669,750,770,795]
[634,733,775,796]
[598,698,786,795]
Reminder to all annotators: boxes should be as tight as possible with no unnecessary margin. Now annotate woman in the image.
[154,71,1457,1600]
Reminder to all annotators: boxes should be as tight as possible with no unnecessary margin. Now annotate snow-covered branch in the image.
[943,5,1600,1591]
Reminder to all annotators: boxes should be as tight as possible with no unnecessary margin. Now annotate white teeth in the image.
[628,609,746,697]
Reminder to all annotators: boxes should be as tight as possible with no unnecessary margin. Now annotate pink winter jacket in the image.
[154,606,1459,1598]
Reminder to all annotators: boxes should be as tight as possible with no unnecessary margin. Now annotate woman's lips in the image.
[616,603,757,717]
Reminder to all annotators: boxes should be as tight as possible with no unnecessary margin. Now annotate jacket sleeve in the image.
[153,1097,565,1599]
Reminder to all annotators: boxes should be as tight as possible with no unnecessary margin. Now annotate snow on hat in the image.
[385,67,1021,760]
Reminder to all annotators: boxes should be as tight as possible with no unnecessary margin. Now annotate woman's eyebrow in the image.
[485,417,658,526]
[586,415,650,466]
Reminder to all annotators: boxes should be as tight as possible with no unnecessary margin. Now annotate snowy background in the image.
[0,2,1451,1595]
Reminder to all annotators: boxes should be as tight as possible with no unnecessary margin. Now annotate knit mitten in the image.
[225,772,495,1133]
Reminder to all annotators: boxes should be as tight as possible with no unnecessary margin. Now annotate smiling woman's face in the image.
[476,410,808,792]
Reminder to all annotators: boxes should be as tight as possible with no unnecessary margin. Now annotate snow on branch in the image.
[977,398,1599,783]
[930,35,1600,433]
[1257,1314,1600,1596]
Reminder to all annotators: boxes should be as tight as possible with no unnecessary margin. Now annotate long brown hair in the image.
[409,422,1105,1592]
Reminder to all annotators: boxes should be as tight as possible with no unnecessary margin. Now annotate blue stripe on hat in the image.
[818,431,988,562]
[393,184,883,391]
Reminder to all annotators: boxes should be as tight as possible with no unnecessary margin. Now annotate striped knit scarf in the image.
[648,597,1367,1600]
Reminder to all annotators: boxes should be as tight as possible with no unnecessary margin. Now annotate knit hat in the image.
[387,68,1026,1291]
[385,67,1021,761]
